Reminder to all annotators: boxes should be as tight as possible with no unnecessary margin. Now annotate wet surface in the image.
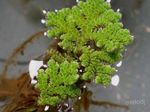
[0,0,149,112]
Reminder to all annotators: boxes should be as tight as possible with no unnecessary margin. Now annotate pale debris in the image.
[79,69,83,73]
[31,80,37,84]
[83,85,87,88]
[44,32,47,36]
[44,105,49,111]
[111,74,120,86]
[117,8,120,12]
[29,60,44,84]
[116,61,122,67]
[78,96,81,100]
[41,19,46,24]
[42,10,47,14]
[55,9,58,12]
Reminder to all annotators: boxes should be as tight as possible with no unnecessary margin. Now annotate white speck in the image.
[111,74,120,86]
[117,8,120,12]
[83,85,87,88]
[106,0,111,3]
[43,64,48,68]
[76,0,79,3]
[29,60,43,81]
[55,9,58,12]
[44,32,47,36]
[116,61,122,67]
[125,49,127,51]
[44,105,49,111]
[115,69,118,72]
[41,19,46,24]
[31,80,37,84]
[79,69,83,73]
[64,103,69,107]
[78,96,81,100]
[88,45,91,48]
[42,10,47,14]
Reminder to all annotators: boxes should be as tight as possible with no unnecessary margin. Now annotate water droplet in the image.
[79,69,83,73]
[111,74,120,86]
[42,10,47,14]
[44,32,47,36]
[83,85,87,88]
[78,96,81,100]
[44,105,49,111]
[117,8,120,12]
[76,0,79,3]
[41,19,46,24]
[116,61,122,67]
[55,9,58,12]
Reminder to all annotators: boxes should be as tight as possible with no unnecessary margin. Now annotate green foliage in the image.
[36,59,80,105]
[36,0,133,106]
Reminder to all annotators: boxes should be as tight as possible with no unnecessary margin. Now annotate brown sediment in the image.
[1,29,47,77]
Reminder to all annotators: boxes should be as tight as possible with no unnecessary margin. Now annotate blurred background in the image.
[0,0,149,112]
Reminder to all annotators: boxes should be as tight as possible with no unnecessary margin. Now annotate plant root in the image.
[1,29,47,77]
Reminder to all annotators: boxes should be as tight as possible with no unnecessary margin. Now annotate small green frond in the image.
[36,59,80,105]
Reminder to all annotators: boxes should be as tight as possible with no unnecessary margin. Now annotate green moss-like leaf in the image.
[36,0,133,106]
[36,59,80,106]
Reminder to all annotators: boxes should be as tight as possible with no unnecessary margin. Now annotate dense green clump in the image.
[36,59,80,105]
[36,0,133,106]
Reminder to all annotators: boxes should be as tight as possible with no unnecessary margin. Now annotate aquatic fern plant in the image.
[36,0,133,106]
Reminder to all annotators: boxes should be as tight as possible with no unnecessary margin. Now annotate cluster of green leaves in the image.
[36,0,133,106]
[36,59,80,105]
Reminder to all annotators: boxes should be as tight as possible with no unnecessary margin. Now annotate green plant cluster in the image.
[36,59,80,105]
[36,0,133,106]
